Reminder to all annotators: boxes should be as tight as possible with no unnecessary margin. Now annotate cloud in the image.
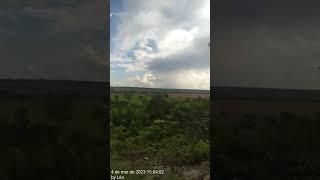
[129,72,159,87]
[148,34,210,73]
[111,0,210,89]
[111,80,123,86]
[160,69,210,90]
[110,13,120,18]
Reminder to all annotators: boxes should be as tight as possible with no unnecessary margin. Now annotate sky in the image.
[0,0,107,82]
[110,0,210,90]
[213,0,320,90]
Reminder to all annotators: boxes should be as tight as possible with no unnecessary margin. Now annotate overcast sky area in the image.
[0,0,107,82]
[110,0,210,90]
[213,0,320,90]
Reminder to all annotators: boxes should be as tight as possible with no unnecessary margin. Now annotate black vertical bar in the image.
[106,0,111,179]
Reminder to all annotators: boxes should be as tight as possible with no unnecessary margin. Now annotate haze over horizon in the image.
[110,0,210,90]
[110,85,209,91]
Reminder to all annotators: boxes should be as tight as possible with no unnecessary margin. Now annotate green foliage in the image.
[111,93,210,172]
[191,140,210,161]
[157,136,190,165]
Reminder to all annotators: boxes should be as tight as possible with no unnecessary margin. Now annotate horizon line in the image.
[111,86,210,91]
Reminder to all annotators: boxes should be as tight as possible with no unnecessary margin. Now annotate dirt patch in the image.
[166,93,210,99]
[176,161,210,180]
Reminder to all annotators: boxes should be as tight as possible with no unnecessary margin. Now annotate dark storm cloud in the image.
[0,0,107,81]
[213,0,320,90]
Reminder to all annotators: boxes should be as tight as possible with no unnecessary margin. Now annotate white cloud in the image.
[111,0,210,89]
[160,69,210,90]
[110,13,120,18]
[129,72,159,87]
[111,80,124,87]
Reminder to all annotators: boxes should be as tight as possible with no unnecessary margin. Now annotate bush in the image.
[110,93,210,176]
[190,140,210,162]
[157,136,190,165]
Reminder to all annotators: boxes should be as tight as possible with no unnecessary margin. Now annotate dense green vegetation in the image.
[214,112,320,180]
[0,97,107,179]
[110,93,210,179]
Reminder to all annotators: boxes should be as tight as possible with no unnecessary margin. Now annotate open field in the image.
[111,86,210,99]
[166,92,209,99]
